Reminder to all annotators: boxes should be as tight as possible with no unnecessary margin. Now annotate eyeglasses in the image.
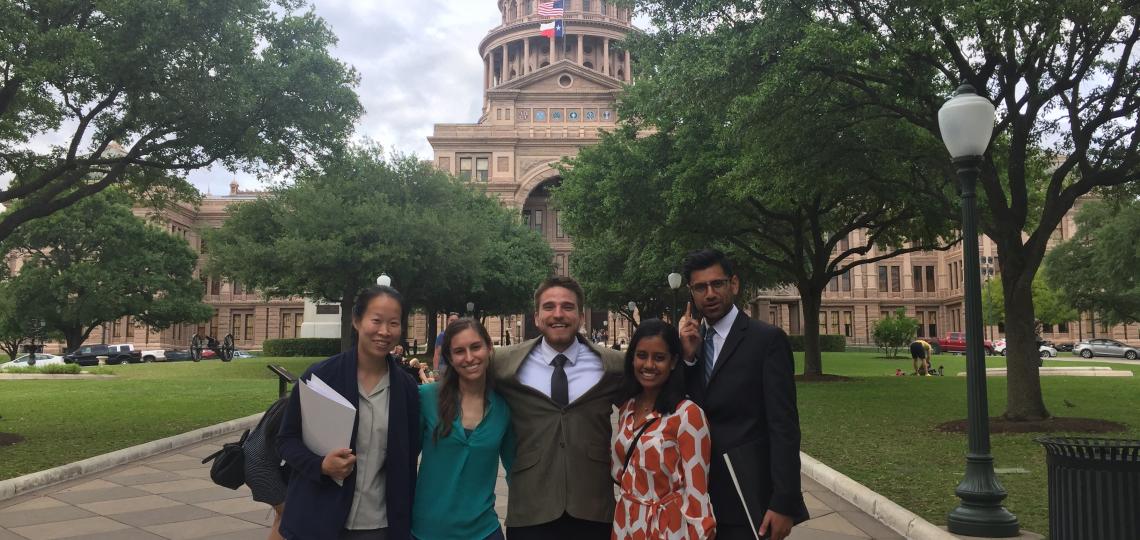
[689,279,730,294]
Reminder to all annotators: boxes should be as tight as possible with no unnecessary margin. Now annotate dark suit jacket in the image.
[277,349,421,540]
[685,310,809,529]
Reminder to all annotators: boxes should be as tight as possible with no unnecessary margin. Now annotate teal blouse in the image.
[412,383,516,540]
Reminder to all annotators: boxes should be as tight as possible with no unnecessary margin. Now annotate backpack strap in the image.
[613,417,659,486]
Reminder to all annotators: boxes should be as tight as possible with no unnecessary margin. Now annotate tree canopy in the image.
[1046,198,1140,326]
[205,144,551,352]
[0,0,361,241]
[0,190,213,350]
[557,4,958,376]
[627,0,1139,420]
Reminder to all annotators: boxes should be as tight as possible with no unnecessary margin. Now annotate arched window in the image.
[509,0,517,19]
[600,0,608,15]
[582,0,591,11]
[523,0,532,15]
[583,61,594,69]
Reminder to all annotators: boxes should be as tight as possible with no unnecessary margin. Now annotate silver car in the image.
[1072,339,1140,359]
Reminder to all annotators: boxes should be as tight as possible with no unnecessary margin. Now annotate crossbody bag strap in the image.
[613,417,660,486]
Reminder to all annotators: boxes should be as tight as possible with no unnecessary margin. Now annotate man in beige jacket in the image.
[492,276,624,540]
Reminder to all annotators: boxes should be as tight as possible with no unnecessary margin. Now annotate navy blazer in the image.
[277,348,421,539]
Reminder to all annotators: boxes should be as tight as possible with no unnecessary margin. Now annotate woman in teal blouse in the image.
[413,318,515,540]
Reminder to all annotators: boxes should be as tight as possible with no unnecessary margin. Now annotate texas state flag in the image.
[540,20,564,38]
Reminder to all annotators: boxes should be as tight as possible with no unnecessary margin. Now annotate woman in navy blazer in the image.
[276,285,421,539]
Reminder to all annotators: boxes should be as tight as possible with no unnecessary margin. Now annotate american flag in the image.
[537,0,564,17]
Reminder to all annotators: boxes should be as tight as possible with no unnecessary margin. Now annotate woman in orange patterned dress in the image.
[612,319,715,540]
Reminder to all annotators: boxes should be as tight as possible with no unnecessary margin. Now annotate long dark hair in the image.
[433,318,494,444]
[614,318,687,415]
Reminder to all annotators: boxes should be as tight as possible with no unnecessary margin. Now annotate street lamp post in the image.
[668,272,683,323]
[627,301,636,343]
[939,83,1020,537]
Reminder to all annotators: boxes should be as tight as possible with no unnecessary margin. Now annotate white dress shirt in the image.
[685,305,740,369]
[517,337,604,404]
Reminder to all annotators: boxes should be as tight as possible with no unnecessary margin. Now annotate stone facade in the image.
[752,198,1138,347]
[428,0,638,342]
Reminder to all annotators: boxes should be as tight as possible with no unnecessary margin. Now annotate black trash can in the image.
[1037,437,1140,540]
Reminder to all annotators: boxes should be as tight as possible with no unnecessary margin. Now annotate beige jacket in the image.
[492,336,625,526]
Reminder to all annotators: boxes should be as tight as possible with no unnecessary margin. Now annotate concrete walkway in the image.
[0,435,903,540]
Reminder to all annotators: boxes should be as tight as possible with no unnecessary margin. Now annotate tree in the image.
[0,285,28,360]
[558,17,959,376]
[1046,198,1140,326]
[0,191,214,350]
[873,308,918,358]
[981,272,1078,335]
[463,208,554,319]
[981,278,1005,329]
[0,0,361,241]
[635,0,1139,420]
[205,144,550,353]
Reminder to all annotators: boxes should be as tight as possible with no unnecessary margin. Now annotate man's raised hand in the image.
[678,301,701,362]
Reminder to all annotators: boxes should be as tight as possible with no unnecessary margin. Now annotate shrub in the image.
[873,308,918,358]
[787,335,847,352]
[262,338,341,357]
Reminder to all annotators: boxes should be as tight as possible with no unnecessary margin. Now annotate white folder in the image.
[724,453,762,540]
[298,374,356,484]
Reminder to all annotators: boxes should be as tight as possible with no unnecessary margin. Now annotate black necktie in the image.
[551,354,569,407]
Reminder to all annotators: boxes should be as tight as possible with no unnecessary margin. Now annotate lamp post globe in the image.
[466,301,475,315]
[940,83,1019,538]
[668,272,683,322]
[376,273,392,287]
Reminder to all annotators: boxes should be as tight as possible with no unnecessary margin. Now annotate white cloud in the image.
[187,1,502,194]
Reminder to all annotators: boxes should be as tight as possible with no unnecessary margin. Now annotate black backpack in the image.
[242,397,291,503]
[202,397,290,492]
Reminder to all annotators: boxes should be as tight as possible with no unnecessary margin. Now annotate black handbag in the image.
[202,429,249,490]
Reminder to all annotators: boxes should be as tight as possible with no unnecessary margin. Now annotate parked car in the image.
[1,353,65,370]
[63,344,141,366]
[233,349,255,359]
[934,332,995,355]
[1054,341,1075,352]
[995,338,1056,358]
[161,348,216,362]
[1072,339,1140,359]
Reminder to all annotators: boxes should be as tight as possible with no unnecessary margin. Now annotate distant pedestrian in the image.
[433,313,460,373]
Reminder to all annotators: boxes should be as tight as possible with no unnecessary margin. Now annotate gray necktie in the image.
[551,354,569,407]
[703,325,716,382]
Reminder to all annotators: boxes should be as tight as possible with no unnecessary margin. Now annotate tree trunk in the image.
[65,328,85,352]
[426,312,438,357]
[339,297,354,353]
[800,283,823,376]
[1001,274,1050,421]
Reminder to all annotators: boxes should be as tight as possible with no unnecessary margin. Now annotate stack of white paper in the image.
[298,374,357,480]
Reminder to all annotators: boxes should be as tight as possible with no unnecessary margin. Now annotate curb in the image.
[801,452,955,539]
[0,412,263,502]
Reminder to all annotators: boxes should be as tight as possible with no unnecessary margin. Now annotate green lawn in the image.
[0,357,324,480]
[1,352,1135,537]
[796,352,1140,537]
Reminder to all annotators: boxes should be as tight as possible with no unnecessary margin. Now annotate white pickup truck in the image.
[109,343,165,363]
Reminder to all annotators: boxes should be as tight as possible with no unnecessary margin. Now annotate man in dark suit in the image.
[678,249,809,540]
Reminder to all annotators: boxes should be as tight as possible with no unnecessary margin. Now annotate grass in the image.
[0,357,323,480]
[796,352,1140,537]
[1,351,1135,537]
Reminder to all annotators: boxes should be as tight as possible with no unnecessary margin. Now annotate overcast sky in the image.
[189,0,503,195]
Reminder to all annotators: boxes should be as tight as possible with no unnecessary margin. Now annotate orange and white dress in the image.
[611,398,715,540]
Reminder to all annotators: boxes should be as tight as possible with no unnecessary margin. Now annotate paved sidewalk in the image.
[0,435,902,540]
